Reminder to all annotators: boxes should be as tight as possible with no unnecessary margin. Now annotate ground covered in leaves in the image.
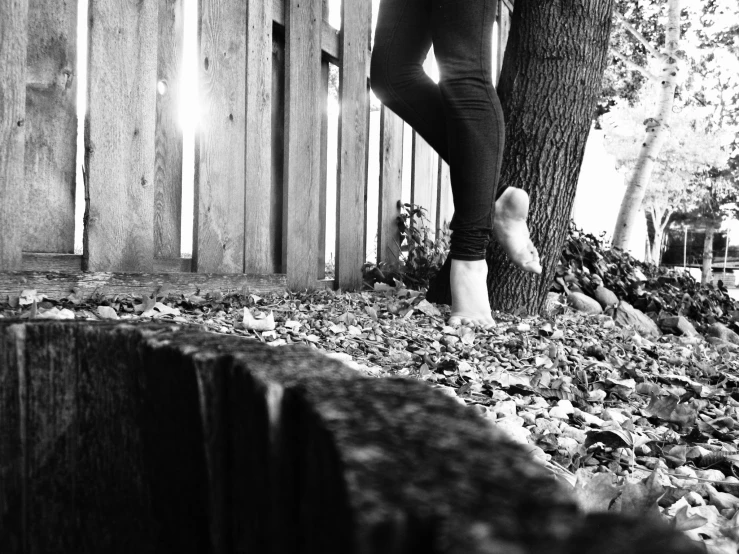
[4,284,739,553]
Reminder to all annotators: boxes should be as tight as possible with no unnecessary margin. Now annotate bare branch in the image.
[610,49,660,82]
[614,12,662,59]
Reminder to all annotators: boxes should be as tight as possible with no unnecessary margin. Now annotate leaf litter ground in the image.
[4,284,739,553]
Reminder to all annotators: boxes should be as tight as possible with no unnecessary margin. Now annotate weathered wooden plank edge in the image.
[0,272,335,300]
[21,253,193,273]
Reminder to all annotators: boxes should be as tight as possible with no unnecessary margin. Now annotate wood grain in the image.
[85,1,159,272]
[0,323,23,551]
[283,0,323,289]
[154,0,185,259]
[195,0,247,273]
[377,107,404,265]
[436,159,454,235]
[245,0,276,274]
[24,0,77,254]
[0,271,291,301]
[335,0,372,290]
[0,0,28,271]
[272,0,340,63]
[411,132,439,229]
[270,36,286,273]
[318,61,329,279]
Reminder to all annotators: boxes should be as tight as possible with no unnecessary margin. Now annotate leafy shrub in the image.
[362,203,450,289]
[556,224,736,325]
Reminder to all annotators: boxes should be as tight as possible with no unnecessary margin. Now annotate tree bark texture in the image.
[647,204,671,267]
[611,0,683,250]
[487,0,615,314]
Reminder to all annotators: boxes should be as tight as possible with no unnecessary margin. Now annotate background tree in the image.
[610,0,684,250]
[601,100,735,265]
[486,0,616,314]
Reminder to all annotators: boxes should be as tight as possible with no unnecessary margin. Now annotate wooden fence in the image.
[0,0,513,298]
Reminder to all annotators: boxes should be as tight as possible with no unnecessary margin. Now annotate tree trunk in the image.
[487,0,615,314]
[647,204,672,267]
[702,224,716,285]
[611,0,682,250]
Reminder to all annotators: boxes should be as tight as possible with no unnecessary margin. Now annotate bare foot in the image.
[448,259,496,329]
[494,188,542,274]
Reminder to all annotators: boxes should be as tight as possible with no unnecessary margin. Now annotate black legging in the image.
[370,0,504,261]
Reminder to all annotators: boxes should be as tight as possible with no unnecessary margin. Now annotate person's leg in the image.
[371,0,539,326]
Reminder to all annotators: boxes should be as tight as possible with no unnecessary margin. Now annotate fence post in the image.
[377,107,404,265]
[195,0,247,273]
[154,0,185,261]
[0,0,29,271]
[24,0,77,255]
[411,132,438,232]
[436,159,453,236]
[283,0,323,289]
[335,0,372,290]
[245,0,275,274]
[85,2,159,272]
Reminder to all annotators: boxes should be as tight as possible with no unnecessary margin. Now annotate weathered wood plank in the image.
[317,60,330,280]
[272,0,340,63]
[436,159,454,235]
[24,0,77,254]
[377,107,404,265]
[154,0,185,259]
[0,0,28,271]
[0,271,288,301]
[0,323,23,552]
[411,132,438,228]
[23,324,79,552]
[270,34,286,273]
[245,0,275,274]
[335,0,372,290]
[20,253,193,273]
[497,0,513,81]
[283,0,323,289]
[195,0,247,273]
[85,1,159,272]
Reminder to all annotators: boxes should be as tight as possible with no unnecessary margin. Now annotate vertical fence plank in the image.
[377,107,404,265]
[195,0,247,273]
[335,0,372,290]
[154,0,184,260]
[411,132,438,229]
[85,2,158,272]
[317,61,329,279]
[0,0,28,271]
[245,0,275,273]
[497,0,513,80]
[271,35,286,273]
[24,0,77,254]
[436,159,454,235]
[283,0,323,289]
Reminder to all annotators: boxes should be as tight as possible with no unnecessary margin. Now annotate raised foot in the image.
[494,187,542,274]
[448,259,496,329]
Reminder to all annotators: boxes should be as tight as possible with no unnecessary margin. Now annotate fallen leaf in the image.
[244,309,276,331]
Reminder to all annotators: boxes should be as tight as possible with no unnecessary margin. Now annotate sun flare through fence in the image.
[0,0,513,299]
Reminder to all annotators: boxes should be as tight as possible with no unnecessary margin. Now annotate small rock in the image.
[613,301,662,339]
[720,476,739,496]
[556,399,575,414]
[659,315,700,337]
[706,322,739,345]
[685,491,706,506]
[494,400,518,417]
[557,436,580,455]
[97,306,119,320]
[549,406,571,420]
[696,469,726,482]
[566,292,603,315]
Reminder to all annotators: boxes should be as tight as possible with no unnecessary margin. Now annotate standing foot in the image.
[494,188,542,274]
[448,259,495,329]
